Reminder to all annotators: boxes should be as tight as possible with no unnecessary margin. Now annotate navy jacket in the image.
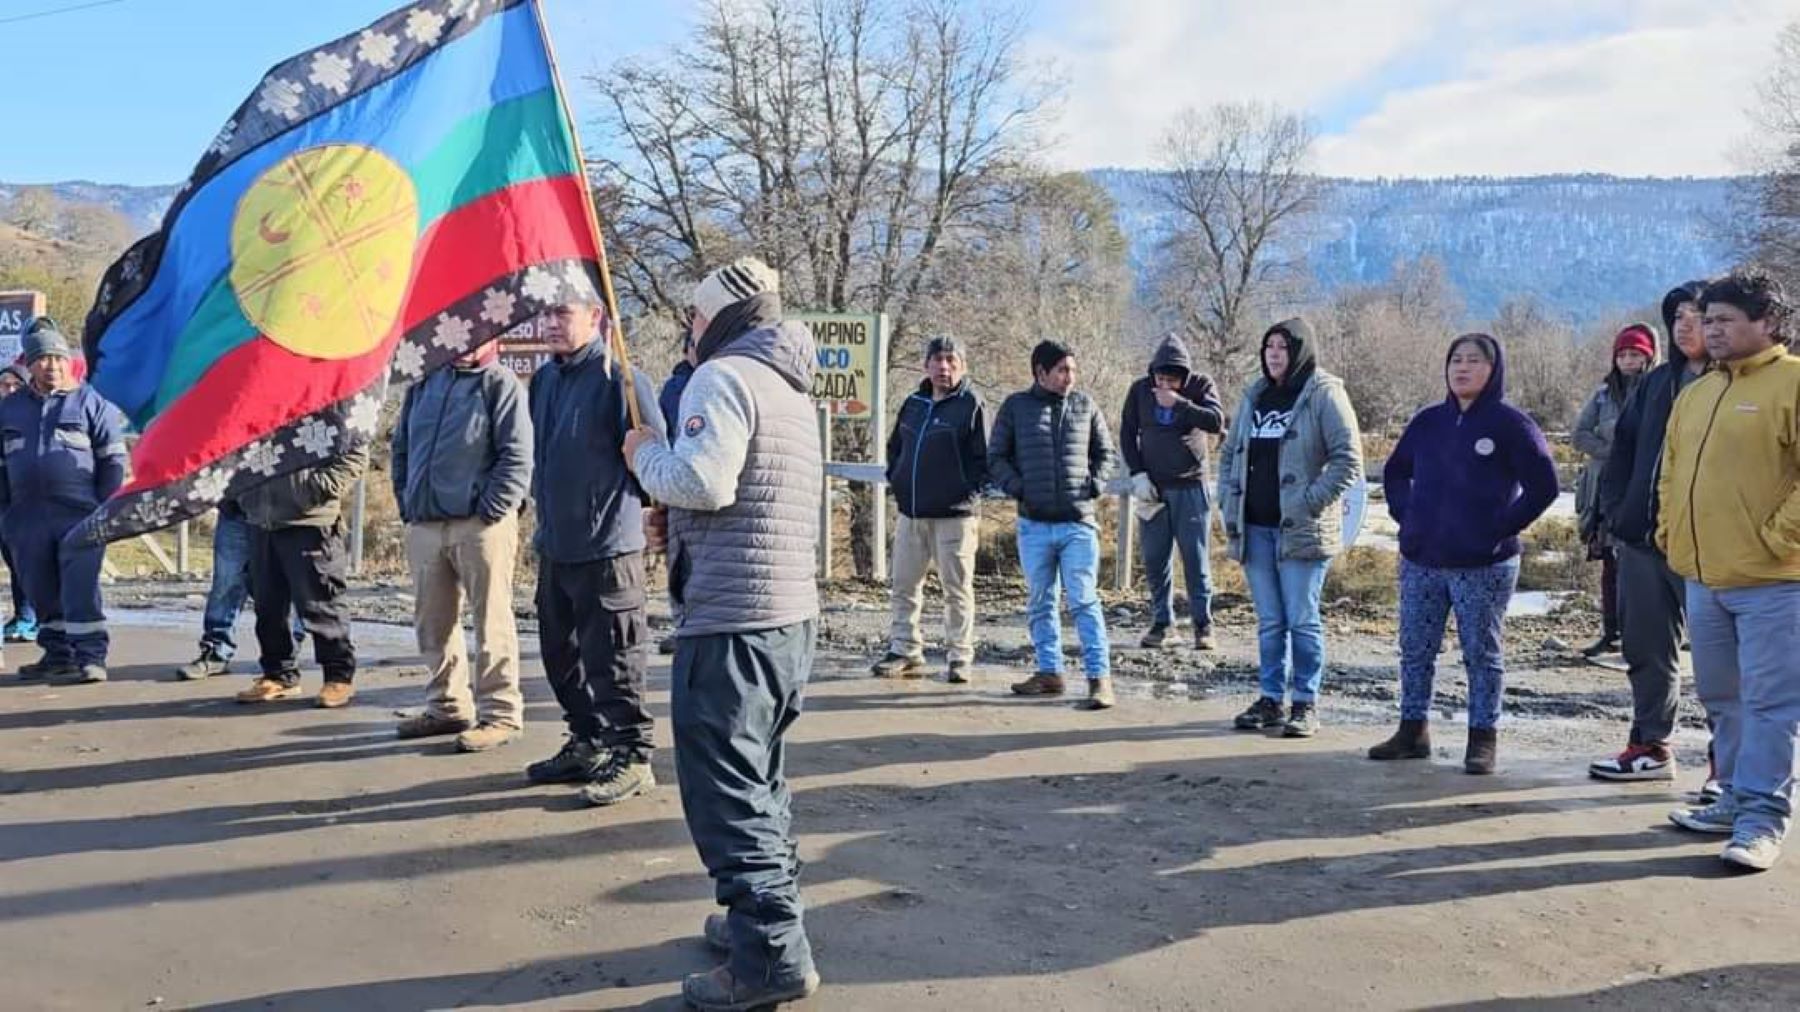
[1119,334,1224,488]
[659,360,694,435]
[1383,337,1559,569]
[885,379,990,518]
[0,384,128,515]
[528,341,663,564]
[1599,281,1709,549]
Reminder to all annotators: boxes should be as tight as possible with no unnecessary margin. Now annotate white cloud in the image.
[1028,0,1445,169]
[1029,0,1793,177]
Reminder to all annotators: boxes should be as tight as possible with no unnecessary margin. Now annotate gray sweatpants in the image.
[1616,541,1687,745]
[672,619,818,987]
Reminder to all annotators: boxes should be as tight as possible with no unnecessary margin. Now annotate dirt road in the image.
[1,597,1795,1010]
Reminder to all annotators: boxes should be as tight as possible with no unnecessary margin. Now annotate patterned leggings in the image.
[1398,557,1519,729]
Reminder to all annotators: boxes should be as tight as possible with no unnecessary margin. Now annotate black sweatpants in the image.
[248,523,356,685]
[536,551,653,757]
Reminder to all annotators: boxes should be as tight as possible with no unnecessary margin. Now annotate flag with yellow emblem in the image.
[77,0,604,543]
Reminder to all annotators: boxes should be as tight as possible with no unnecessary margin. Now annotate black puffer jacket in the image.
[1599,281,1708,549]
[988,383,1118,525]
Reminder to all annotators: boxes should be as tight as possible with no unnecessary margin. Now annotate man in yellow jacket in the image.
[1657,269,1800,872]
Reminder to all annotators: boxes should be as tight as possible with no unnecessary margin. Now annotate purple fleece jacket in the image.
[1383,334,1560,569]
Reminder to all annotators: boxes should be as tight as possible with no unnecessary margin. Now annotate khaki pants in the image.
[887,514,979,664]
[406,514,524,729]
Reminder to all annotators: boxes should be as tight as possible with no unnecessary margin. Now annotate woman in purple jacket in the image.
[1369,334,1559,774]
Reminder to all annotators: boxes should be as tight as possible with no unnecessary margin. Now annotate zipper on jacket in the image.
[1684,373,1732,585]
[910,394,937,512]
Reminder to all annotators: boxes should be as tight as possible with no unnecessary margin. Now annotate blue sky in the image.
[1,0,1790,185]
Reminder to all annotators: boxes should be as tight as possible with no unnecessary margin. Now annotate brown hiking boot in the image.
[456,722,523,753]
[395,713,471,740]
[236,677,301,704]
[1010,672,1065,696]
[1075,677,1116,710]
[1464,727,1498,775]
[1368,719,1432,760]
[1194,627,1218,651]
[315,682,356,709]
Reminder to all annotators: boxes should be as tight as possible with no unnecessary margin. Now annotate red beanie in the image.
[1613,325,1656,360]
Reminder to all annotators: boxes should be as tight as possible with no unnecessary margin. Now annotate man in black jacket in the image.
[989,340,1119,709]
[1119,332,1225,650]
[526,298,665,807]
[1591,280,1710,785]
[872,335,989,683]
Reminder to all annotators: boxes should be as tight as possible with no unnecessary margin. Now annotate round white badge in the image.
[1474,437,1496,456]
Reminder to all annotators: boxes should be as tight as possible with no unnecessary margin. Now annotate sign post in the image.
[0,290,48,362]
[797,312,888,581]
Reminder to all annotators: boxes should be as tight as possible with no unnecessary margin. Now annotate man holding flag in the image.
[525,297,664,804]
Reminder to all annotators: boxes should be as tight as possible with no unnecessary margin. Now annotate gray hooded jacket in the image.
[391,360,532,525]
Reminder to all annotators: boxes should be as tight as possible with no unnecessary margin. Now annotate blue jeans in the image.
[1,535,34,627]
[1243,525,1330,703]
[1398,557,1518,729]
[1687,580,1800,842]
[202,512,303,659]
[1140,484,1213,631]
[1018,518,1110,678]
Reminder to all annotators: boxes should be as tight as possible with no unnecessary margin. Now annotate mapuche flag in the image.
[78,0,604,543]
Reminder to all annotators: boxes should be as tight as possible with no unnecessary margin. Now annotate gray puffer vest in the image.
[669,321,822,636]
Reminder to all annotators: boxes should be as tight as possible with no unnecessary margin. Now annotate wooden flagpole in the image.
[528,0,643,428]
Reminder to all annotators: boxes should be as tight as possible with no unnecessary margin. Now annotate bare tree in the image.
[4,187,61,235]
[587,0,1054,577]
[1321,257,1465,433]
[1728,20,1800,290]
[1152,102,1325,382]
[1490,296,1582,431]
[588,0,1051,353]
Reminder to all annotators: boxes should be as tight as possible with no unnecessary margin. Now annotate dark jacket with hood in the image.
[885,377,990,518]
[1599,282,1709,549]
[989,380,1118,526]
[1119,333,1224,489]
[1383,334,1560,569]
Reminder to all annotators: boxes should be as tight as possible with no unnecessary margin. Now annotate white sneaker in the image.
[1721,835,1782,871]
[1668,800,1737,835]
[1588,744,1676,782]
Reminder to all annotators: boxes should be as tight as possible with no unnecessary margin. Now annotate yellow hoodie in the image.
[1656,343,1800,588]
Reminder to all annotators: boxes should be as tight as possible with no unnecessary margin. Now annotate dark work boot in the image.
[1464,727,1498,775]
[1368,719,1432,760]
[682,964,821,1011]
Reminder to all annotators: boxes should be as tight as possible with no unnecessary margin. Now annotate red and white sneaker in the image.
[1588,743,1676,782]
